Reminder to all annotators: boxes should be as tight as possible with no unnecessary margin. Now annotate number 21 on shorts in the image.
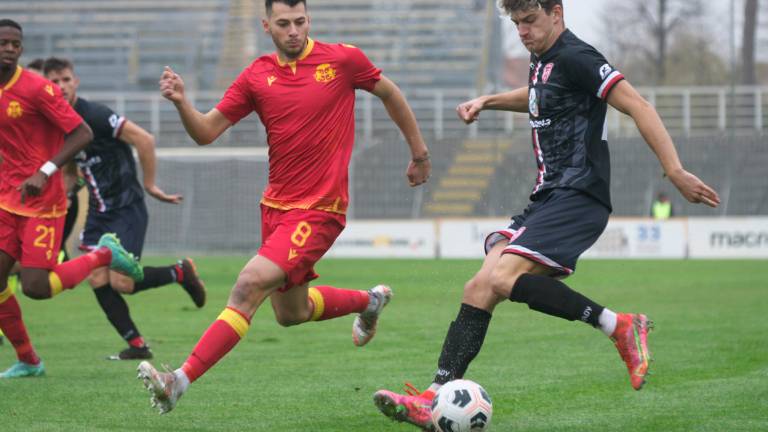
[34,224,56,260]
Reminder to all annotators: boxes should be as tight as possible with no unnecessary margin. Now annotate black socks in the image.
[131,265,178,294]
[510,273,603,327]
[93,284,141,342]
[433,303,492,385]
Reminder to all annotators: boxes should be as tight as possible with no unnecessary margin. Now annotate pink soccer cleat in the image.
[611,313,653,390]
[373,383,435,431]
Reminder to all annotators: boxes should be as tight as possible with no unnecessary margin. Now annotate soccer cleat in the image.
[97,233,144,282]
[137,361,184,414]
[373,383,435,431]
[611,313,653,390]
[178,258,206,308]
[108,345,153,361]
[0,361,45,378]
[353,284,393,347]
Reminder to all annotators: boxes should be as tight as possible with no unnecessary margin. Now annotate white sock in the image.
[173,369,190,394]
[598,308,617,337]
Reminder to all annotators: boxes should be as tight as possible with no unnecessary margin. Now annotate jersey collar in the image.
[537,29,570,61]
[0,65,23,95]
[275,37,315,74]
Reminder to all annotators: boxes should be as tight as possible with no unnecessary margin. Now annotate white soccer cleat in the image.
[353,284,393,347]
[137,361,184,414]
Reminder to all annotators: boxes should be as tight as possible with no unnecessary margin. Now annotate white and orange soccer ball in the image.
[430,379,493,432]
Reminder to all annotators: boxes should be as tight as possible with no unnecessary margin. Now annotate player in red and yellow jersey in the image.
[0,19,143,378]
[136,0,431,413]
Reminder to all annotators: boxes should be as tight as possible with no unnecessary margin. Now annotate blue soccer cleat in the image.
[0,361,46,378]
[97,233,144,282]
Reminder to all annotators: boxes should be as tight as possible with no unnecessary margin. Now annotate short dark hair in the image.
[26,58,44,71]
[0,19,23,34]
[499,0,562,15]
[265,0,307,15]
[43,57,75,75]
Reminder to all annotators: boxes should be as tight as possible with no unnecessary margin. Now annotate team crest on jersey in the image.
[542,63,554,83]
[44,84,55,96]
[6,101,23,119]
[599,63,612,80]
[267,75,277,87]
[528,88,539,118]
[314,64,337,83]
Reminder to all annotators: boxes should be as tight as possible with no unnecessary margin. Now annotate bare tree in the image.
[603,0,706,85]
[741,0,760,85]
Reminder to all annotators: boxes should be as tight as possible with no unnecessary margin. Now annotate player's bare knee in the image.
[273,310,306,327]
[463,276,490,300]
[489,267,525,299]
[111,278,133,294]
[231,272,271,306]
[88,268,109,287]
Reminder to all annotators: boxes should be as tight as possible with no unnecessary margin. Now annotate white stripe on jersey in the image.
[532,129,546,194]
[597,71,623,99]
[83,166,107,213]
[602,114,608,141]
[112,116,126,138]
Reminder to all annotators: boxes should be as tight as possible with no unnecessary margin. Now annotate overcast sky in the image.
[564,0,741,48]
[562,0,606,43]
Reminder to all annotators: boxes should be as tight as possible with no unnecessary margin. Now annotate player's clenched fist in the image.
[456,97,485,124]
[159,66,185,104]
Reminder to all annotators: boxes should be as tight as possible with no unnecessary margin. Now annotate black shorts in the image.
[485,188,609,277]
[81,200,148,259]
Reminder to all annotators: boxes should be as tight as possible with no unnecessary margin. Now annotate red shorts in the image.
[258,205,345,291]
[0,207,65,269]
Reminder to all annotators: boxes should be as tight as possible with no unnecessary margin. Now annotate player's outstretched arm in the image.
[18,122,93,203]
[607,80,720,208]
[370,75,431,187]
[120,119,182,204]
[456,86,528,124]
[159,66,231,145]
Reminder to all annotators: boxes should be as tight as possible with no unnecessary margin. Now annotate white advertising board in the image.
[582,219,688,259]
[688,218,768,258]
[439,219,510,259]
[439,218,687,260]
[325,220,436,258]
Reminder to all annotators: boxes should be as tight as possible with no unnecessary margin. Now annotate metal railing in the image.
[82,85,768,147]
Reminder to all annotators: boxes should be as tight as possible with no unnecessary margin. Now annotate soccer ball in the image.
[430,379,493,432]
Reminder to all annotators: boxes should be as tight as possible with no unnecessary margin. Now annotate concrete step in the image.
[432,189,483,201]
[424,202,475,216]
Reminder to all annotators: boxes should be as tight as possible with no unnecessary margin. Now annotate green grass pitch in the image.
[1,258,766,431]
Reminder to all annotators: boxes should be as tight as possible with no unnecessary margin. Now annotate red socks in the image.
[178,287,369,383]
[0,293,40,365]
[181,307,250,383]
[49,247,112,295]
[308,286,369,321]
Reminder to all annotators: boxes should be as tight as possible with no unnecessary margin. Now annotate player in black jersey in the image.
[373,1,720,429]
[43,58,208,360]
